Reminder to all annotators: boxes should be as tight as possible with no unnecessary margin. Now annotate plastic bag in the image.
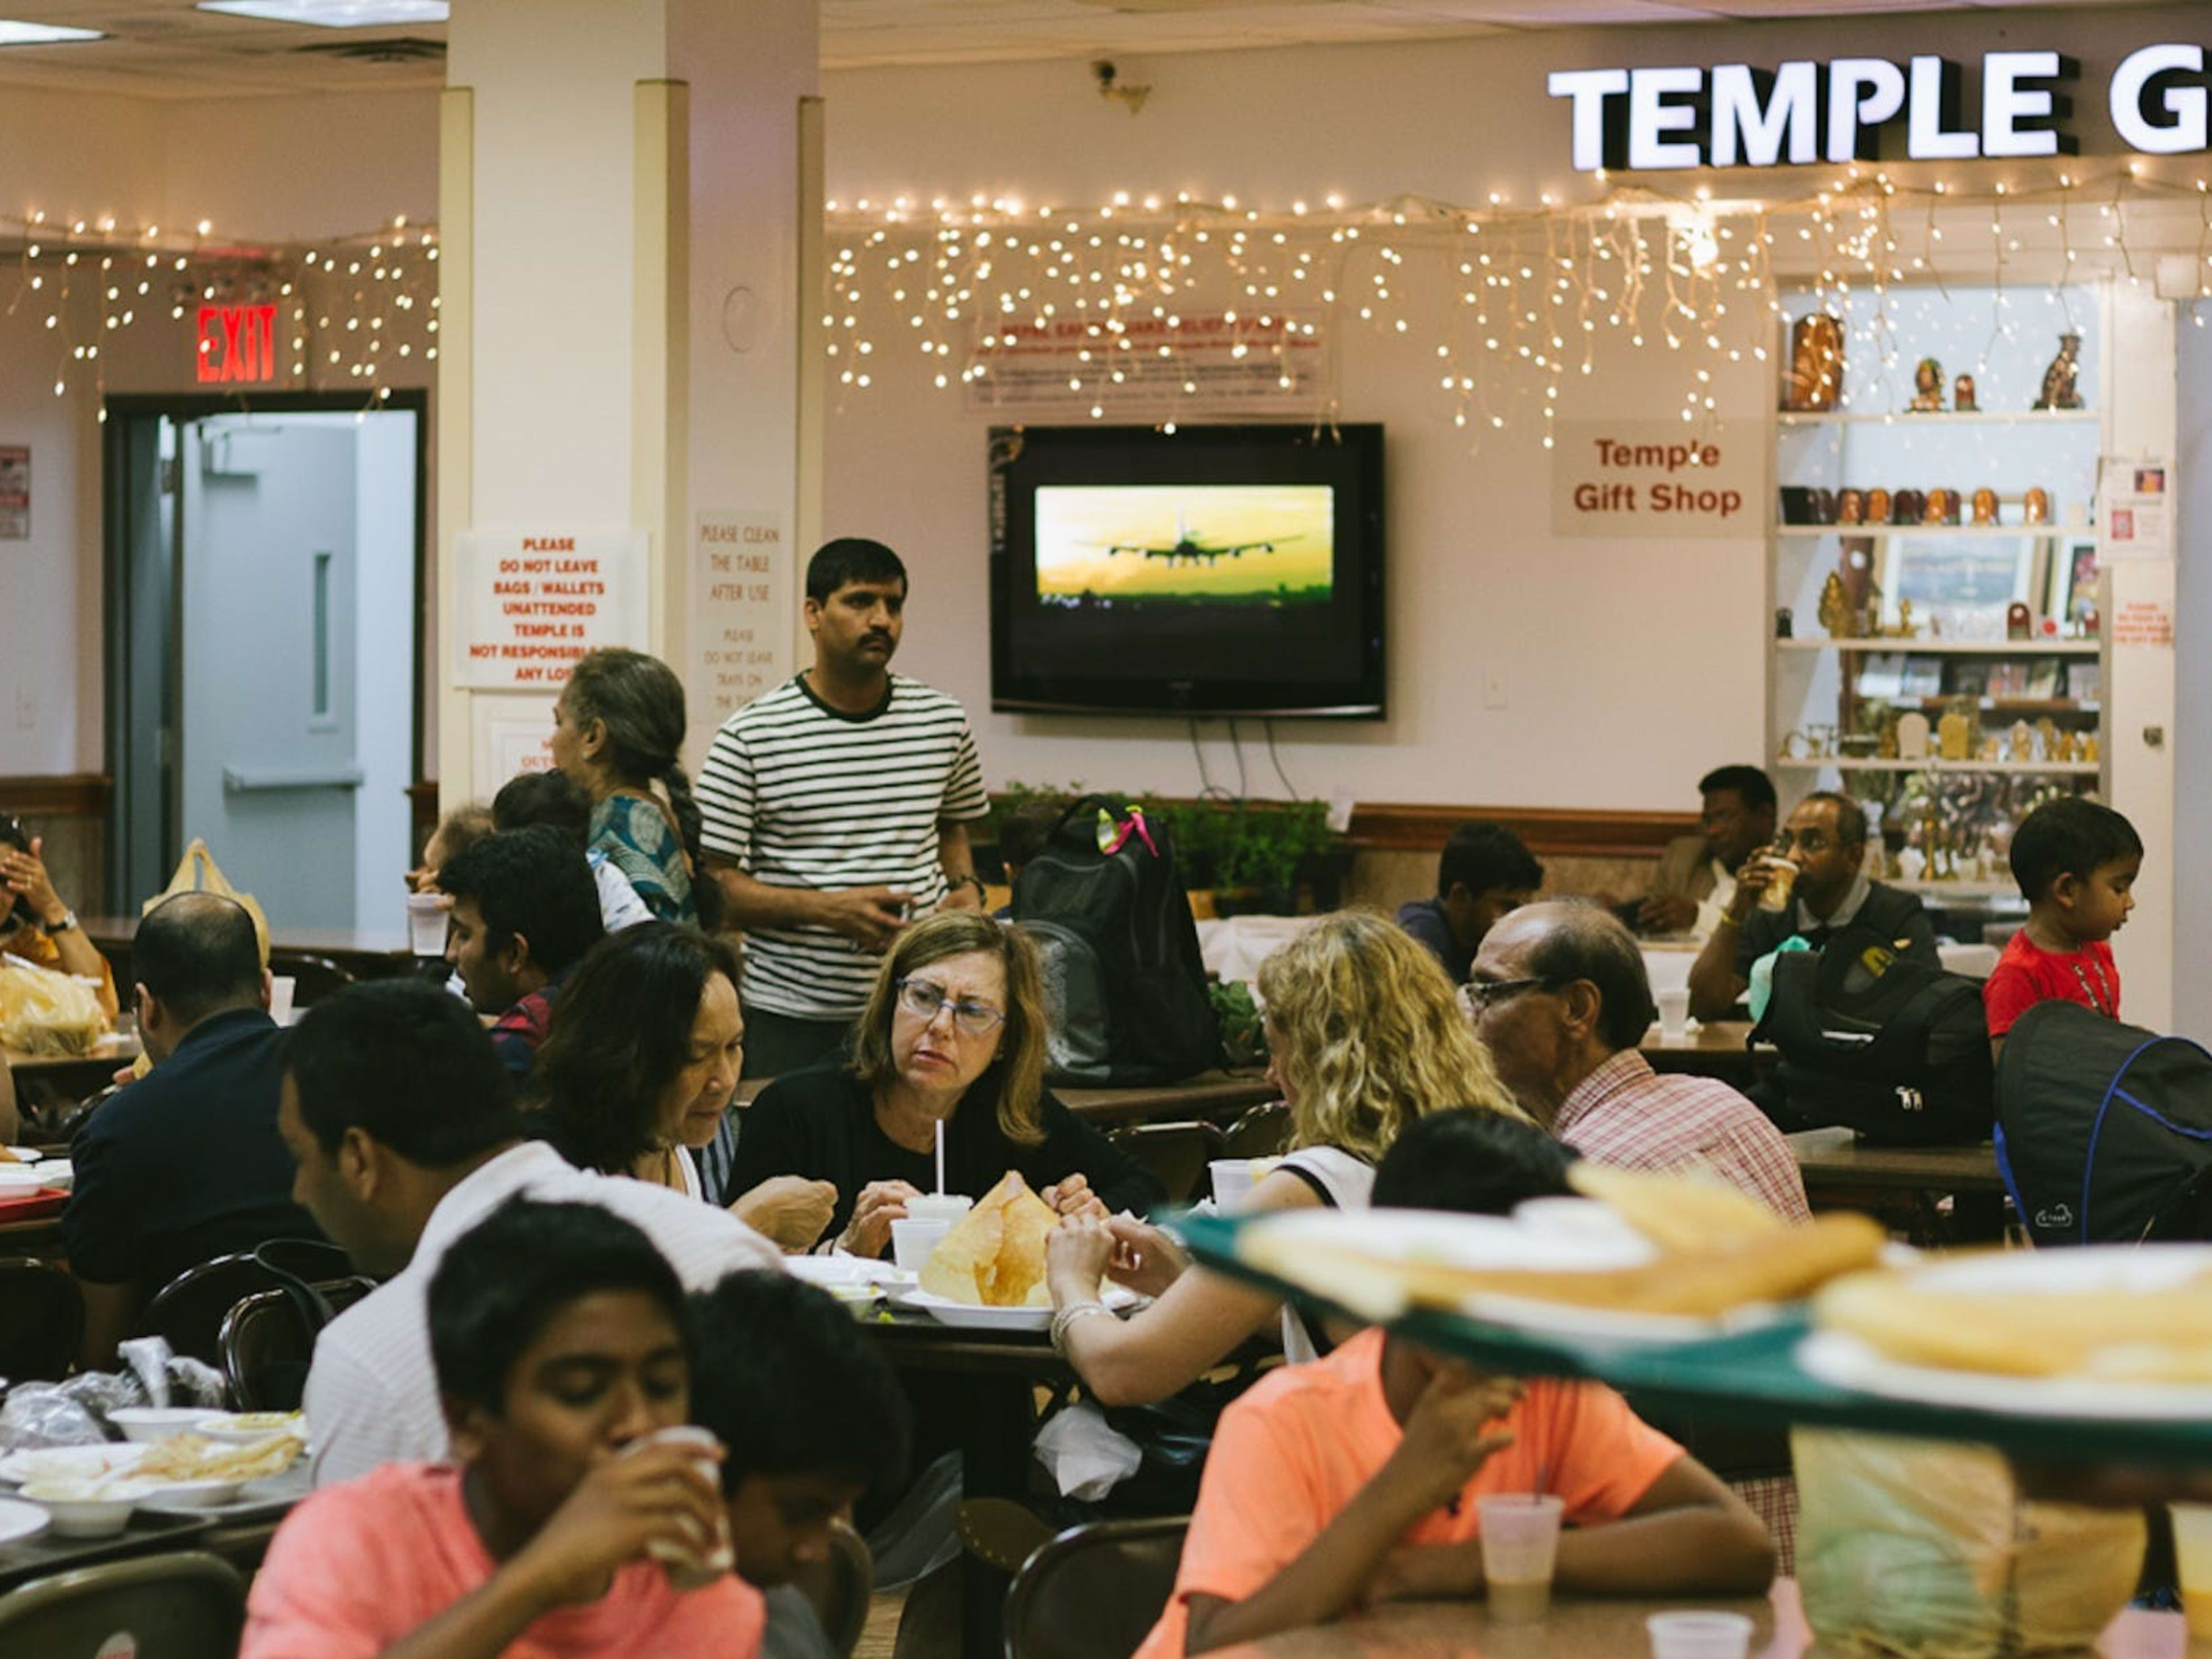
[1033,1400,1144,1500]
[0,1385,111,1450]
[0,953,105,1056]
[1747,933,1815,1026]
[1795,1430,2145,1657]
[143,838,271,966]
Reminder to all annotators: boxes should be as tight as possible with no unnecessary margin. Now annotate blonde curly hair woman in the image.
[1046,908,1526,1406]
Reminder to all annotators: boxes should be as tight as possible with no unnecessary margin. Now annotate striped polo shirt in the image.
[697,672,989,1018]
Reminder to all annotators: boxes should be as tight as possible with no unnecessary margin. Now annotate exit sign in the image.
[196,303,279,384]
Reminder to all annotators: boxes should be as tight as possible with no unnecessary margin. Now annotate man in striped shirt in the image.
[698,537,991,1094]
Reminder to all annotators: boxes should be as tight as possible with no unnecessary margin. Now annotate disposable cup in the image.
[1655,986,1691,1042]
[1759,857,1800,914]
[406,892,449,956]
[267,975,297,1025]
[2172,1503,2212,1638]
[633,1425,731,1589]
[1646,1611,1755,1659]
[904,1194,973,1224]
[1476,1493,1563,1624]
[1210,1159,1257,1213]
[891,1216,953,1273]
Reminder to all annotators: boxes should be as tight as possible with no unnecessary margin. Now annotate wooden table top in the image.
[735,1069,1277,1127]
[1207,1578,2195,1656]
[1786,1126,2008,1194]
[2,1029,138,1075]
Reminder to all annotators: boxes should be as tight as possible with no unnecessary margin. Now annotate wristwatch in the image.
[951,873,987,903]
[41,909,78,936]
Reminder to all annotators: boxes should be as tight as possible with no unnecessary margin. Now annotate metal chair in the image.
[786,1518,873,1657]
[1221,1099,1291,1161]
[1107,1120,1227,1206]
[0,1256,82,1382]
[133,1241,355,1366]
[264,950,357,1009]
[1001,1516,1188,1659]
[0,1550,245,1657]
[219,1277,377,1410]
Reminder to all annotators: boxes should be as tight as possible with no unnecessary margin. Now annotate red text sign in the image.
[195,304,279,384]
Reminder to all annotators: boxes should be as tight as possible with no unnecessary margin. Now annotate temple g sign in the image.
[1552,423,1759,539]
[1550,44,2212,171]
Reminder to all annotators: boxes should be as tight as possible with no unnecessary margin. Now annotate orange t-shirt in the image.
[1134,1328,1683,1659]
[240,1463,764,1659]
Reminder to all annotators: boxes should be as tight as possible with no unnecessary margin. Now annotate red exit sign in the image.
[196,303,279,384]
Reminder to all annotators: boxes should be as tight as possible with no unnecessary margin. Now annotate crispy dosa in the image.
[919,1171,1060,1307]
[1567,1161,1790,1254]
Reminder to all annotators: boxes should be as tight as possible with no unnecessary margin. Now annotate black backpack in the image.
[1995,1000,2212,1246]
[1749,923,1994,1145]
[1011,795,1218,1086]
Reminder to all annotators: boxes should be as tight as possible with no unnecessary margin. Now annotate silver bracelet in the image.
[1049,1300,1112,1355]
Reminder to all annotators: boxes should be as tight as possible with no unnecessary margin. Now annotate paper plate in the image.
[0,1495,51,1547]
[893,1290,1053,1331]
[0,1444,151,1487]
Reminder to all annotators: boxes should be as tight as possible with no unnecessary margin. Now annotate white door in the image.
[177,418,363,933]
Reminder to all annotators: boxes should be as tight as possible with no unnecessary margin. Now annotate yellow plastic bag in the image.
[143,838,271,966]
[1795,1430,2145,1658]
[0,956,107,1056]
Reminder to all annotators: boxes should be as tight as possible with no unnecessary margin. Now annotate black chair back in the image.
[0,1550,245,1657]
[1002,1517,1187,1659]
[0,1256,83,1382]
[265,950,356,1009]
[219,1277,376,1411]
[1107,1120,1227,1207]
[1221,1100,1291,1160]
[134,1240,353,1366]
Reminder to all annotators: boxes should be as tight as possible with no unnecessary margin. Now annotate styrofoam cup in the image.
[406,892,448,956]
[267,975,296,1024]
[1647,1611,1755,1659]
[1476,1493,1562,1624]
[633,1425,730,1589]
[891,1216,953,1273]
[1210,1159,1257,1213]
[1655,986,1690,1041]
[904,1194,972,1224]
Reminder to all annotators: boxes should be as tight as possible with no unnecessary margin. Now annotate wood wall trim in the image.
[1346,803,1696,859]
[1,774,112,816]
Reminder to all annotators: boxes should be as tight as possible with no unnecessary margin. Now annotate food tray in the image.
[0,1188,68,1224]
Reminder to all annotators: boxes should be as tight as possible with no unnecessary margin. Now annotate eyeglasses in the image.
[1467,976,1558,1010]
[1776,830,1838,855]
[896,977,1006,1037]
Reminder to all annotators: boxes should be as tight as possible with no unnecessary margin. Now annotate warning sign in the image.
[453,528,649,689]
[2112,599,2173,649]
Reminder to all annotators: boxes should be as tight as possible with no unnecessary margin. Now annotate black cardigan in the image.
[727,1056,1165,1251]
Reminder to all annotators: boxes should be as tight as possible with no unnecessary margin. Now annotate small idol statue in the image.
[1787,313,1845,412]
[1866,487,1893,524]
[2035,333,2084,411]
[1910,357,1946,412]
[1953,372,1979,411]
[2023,487,2051,524]
[1971,486,1999,525]
[2007,601,2033,641]
[1818,571,1851,638]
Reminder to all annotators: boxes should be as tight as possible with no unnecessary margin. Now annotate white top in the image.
[695,673,988,1019]
[1693,857,1738,945]
[304,1142,781,1487]
[1274,1146,1374,1364]
[591,850,654,932]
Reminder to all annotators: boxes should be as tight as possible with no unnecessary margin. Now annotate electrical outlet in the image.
[1482,668,1509,710]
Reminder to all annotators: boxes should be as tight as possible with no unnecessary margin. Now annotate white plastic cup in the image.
[1646,1610,1755,1659]
[1210,1159,1257,1213]
[1655,986,1691,1043]
[632,1425,731,1589]
[891,1216,953,1273]
[2172,1504,2212,1638]
[406,892,448,956]
[904,1194,973,1224]
[1759,855,1800,914]
[1476,1493,1563,1624]
[267,975,297,1025]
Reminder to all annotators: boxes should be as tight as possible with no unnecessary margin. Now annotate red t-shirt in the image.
[1132,1328,1683,1659]
[241,1463,763,1659]
[1982,931,2121,1038]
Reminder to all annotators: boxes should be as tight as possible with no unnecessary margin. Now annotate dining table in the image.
[1786,1124,2009,1245]
[1640,1019,1773,1088]
[1204,1578,2200,1656]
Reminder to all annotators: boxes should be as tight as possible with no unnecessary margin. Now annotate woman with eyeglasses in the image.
[1046,908,1529,1407]
[728,909,1165,1256]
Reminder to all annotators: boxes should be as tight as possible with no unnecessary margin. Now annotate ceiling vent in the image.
[291,35,443,64]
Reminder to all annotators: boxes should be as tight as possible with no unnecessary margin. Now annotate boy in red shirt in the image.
[1136,1111,1774,1657]
[1983,797,2143,1058]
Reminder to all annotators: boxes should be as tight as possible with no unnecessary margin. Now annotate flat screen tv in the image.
[988,423,1385,718]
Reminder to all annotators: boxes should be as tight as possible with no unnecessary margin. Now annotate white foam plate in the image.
[787,1256,915,1290]
[0,1444,151,1487]
[136,1464,312,1522]
[0,1495,51,1548]
[893,1284,1135,1332]
[3,1148,43,1164]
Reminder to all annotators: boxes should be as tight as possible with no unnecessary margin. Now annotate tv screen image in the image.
[991,425,1384,718]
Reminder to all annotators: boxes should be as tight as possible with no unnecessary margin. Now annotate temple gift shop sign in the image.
[1552,422,1758,537]
[691,510,788,725]
[453,528,647,688]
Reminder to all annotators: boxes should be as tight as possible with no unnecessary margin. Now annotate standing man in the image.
[698,537,990,1092]
[1635,766,1777,940]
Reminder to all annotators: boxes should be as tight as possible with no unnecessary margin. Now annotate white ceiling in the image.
[0,0,2164,97]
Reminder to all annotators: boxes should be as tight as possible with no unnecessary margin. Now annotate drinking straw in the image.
[935,1121,946,1195]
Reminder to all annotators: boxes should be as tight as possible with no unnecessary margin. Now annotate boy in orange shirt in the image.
[1137,1112,1774,1657]
[1983,797,2142,1058]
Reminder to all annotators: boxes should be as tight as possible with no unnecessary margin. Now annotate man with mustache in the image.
[695,540,990,1177]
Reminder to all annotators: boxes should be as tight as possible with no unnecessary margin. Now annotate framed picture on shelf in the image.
[2025,659,2064,699]
[1899,657,1945,699]
[2047,539,2099,624]
[1879,531,2043,630]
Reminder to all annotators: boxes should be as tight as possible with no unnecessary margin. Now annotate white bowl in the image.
[142,1478,244,1508]
[107,1407,219,1443]
[20,1479,149,1538]
[193,1412,305,1445]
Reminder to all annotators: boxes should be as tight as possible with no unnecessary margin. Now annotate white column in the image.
[438,0,820,803]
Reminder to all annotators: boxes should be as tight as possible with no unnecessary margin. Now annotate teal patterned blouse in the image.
[588,793,696,926]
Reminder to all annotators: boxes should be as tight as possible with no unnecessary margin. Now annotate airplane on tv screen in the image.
[1104,509,1285,566]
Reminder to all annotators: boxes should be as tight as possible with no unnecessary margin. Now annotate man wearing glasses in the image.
[1684,791,1937,1023]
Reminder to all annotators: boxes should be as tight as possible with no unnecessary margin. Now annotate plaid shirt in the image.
[1554,1049,1810,1223]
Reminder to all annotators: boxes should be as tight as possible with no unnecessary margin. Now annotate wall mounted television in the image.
[988,423,1385,719]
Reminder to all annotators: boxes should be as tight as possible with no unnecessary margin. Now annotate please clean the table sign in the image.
[1553,421,1759,537]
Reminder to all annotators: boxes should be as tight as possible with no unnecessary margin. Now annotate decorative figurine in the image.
[1954,373,1979,411]
[1938,704,1975,761]
[2023,487,2051,524]
[1813,487,1839,524]
[1893,488,1926,524]
[2082,733,2100,763]
[1980,734,2003,762]
[1893,598,1919,639]
[1866,487,1893,525]
[1897,710,1932,760]
[2006,601,2033,641]
[1787,312,1845,411]
[2078,601,2100,636]
[1838,487,1865,526]
[1923,488,1952,524]
[2009,719,2036,763]
[2036,717,2062,761]
[1910,356,1946,411]
[2052,728,2078,763]
[1775,607,1794,639]
[1818,571,1851,638]
[1898,845,1928,882]
[2035,332,2084,411]
[1971,486,1999,525]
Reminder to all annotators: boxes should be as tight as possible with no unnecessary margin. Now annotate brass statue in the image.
[1910,357,1945,412]
[2035,333,2084,411]
[1787,313,1844,412]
